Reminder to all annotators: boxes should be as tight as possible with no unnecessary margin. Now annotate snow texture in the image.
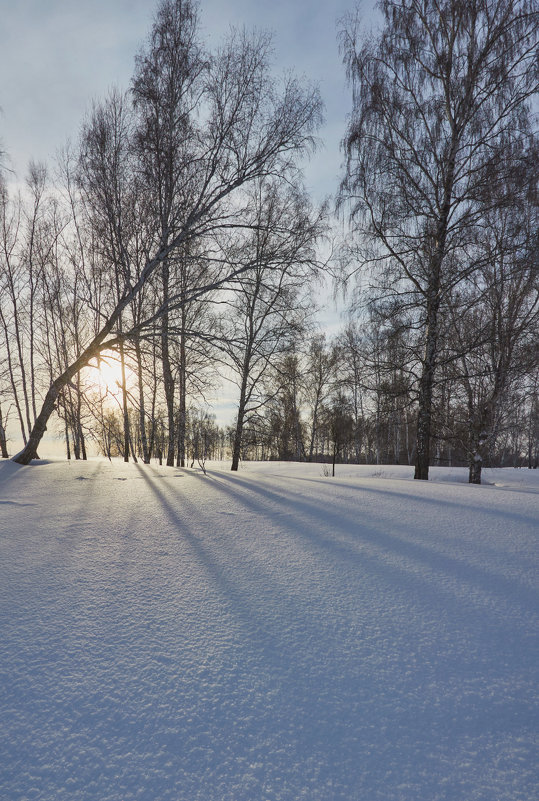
[1,458,538,801]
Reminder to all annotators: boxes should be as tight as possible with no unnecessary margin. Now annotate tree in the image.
[327,391,354,476]
[524,369,539,469]
[0,162,67,452]
[263,351,306,461]
[0,399,9,457]
[304,333,339,461]
[447,193,538,483]
[12,0,322,464]
[218,178,323,471]
[339,0,538,479]
[131,0,206,466]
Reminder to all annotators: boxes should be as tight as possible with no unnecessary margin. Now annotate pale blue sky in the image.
[1,0,380,430]
[1,0,379,199]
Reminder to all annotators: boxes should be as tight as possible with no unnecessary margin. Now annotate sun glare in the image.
[87,351,135,399]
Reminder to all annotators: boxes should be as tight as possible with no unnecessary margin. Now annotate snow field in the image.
[1,459,538,800]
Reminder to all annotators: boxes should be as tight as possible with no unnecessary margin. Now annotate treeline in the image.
[1,0,538,484]
[76,322,538,473]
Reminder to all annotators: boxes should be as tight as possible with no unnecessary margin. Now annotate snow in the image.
[1,458,538,801]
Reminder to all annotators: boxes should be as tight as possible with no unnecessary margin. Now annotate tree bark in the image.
[231,380,248,472]
[64,412,71,460]
[135,339,150,464]
[414,314,438,480]
[468,411,490,484]
[176,309,187,468]
[119,340,130,463]
[160,261,176,467]
[13,380,61,464]
[0,411,8,458]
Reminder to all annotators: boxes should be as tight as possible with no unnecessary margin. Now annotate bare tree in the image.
[132,0,206,466]
[337,323,366,464]
[262,350,306,461]
[328,391,354,476]
[218,178,323,471]
[447,196,538,483]
[12,0,322,465]
[304,333,339,461]
[339,0,538,479]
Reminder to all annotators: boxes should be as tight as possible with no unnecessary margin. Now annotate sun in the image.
[87,350,134,399]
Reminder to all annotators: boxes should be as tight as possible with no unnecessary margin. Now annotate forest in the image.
[1,0,537,484]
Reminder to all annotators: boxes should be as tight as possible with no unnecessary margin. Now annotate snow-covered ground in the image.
[1,458,538,801]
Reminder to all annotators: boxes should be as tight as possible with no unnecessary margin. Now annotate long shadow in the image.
[194,469,539,622]
[140,464,536,658]
[273,472,539,528]
[4,461,535,801]
[130,464,538,791]
[132,463,318,676]
[136,465,539,717]
[218,471,538,564]
[0,459,31,495]
[130,464,539,678]
[64,460,111,531]
[214,469,539,550]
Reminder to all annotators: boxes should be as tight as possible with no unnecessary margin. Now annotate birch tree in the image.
[131,0,206,466]
[448,198,538,483]
[339,0,538,479]
[218,178,323,471]
[13,0,322,464]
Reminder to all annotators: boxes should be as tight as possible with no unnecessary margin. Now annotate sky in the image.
[0,0,380,436]
[1,0,379,199]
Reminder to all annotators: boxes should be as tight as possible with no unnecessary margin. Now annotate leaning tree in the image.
[13,0,323,464]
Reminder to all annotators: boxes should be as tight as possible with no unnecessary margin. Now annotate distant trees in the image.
[304,334,339,461]
[0,161,68,455]
[339,0,538,480]
[260,352,305,461]
[337,323,366,464]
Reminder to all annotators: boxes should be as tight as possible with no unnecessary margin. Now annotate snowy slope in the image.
[1,458,538,801]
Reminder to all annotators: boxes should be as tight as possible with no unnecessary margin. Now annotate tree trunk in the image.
[308,397,320,462]
[176,320,187,468]
[119,340,130,463]
[76,374,87,460]
[231,392,247,472]
[0,412,8,458]
[469,454,483,484]
[64,413,71,460]
[468,404,493,485]
[80,427,87,461]
[147,339,159,461]
[414,235,444,480]
[159,261,175,467]
[12,381,61,464]
[414,331,437,480]
[135,340,150,464]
